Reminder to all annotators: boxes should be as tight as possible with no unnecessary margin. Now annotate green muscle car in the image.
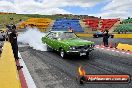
[42,31,94,58]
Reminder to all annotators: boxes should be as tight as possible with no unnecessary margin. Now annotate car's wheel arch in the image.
[59,47,63,51]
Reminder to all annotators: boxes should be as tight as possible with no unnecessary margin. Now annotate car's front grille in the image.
[75,45,90,50]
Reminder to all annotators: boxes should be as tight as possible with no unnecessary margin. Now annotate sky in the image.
[0,0,132,18]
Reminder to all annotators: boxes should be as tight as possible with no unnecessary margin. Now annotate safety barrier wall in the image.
[0,42,22,88]
[76,33,132,38]
[114,34,132,38]
[117,43,132,51]
[76,34,93,37]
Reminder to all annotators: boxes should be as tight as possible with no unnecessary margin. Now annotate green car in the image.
[42,31,94,58]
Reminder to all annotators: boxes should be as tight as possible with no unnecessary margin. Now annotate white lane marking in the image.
[116,51,119,52]
[107,49,110,51]
[96,47,99,48]
[95,46,132,55]
[122,52,125,54]
[111,50,115,52]
[126,53,130,55]
[18,52,37,88]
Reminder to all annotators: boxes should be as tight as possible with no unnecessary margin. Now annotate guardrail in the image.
[0,42,22,88]
[117,43,132,51]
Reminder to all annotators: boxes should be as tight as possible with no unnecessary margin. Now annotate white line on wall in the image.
[18,52,37,88]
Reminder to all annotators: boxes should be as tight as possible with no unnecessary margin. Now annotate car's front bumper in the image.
[66,48,94,55]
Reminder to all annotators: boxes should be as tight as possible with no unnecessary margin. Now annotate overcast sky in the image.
[0,0,132,18]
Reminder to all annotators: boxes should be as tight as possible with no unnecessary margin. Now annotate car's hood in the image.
[62,38,94,46]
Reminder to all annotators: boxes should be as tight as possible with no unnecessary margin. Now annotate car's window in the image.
[97,32,103,34]
[47,32,56,39]
[59,32,78,40]
[47,32,78,40]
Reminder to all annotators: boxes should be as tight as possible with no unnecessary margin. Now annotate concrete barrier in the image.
[76,34,93,37]
[117,43,132,51]
[0,42,21,88]
[114,34,132,38]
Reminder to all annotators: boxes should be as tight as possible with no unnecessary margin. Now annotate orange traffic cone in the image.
[109,42,113,48]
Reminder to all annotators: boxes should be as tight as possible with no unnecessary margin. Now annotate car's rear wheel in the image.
[47,45,52,51]
[60,49,67,59]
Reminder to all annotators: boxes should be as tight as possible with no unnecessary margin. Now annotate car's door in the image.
[46,32,55,48]
[51,32,60,50]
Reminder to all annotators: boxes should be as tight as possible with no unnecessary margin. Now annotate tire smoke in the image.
[18,28,47,51]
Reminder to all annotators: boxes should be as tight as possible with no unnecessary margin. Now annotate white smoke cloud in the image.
[18,27,47,51]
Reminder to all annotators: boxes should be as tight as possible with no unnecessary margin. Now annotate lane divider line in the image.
[95,45,132,55]
[18,52,37,88]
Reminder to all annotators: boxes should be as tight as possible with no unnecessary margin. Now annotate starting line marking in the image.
[95,45,132,55]
[107,49,110,51]
[116,51,119,52]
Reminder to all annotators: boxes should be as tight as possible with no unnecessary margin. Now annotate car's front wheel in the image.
[60,49,67,59]
[83,52,89,59]
[96,35,99,38]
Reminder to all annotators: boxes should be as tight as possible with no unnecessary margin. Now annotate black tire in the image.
[83,52,89,59]
[60,48,67,59]
[96,35,99,38]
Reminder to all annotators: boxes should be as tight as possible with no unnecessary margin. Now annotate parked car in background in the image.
[42,31,94,59]
[93,32,114,38]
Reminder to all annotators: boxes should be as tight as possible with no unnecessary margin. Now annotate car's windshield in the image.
[59,32,78,40]
[96,32,103,34]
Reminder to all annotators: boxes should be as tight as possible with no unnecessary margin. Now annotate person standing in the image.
[8,24,19,60]
[103,30,109,47]
[68,27,73,32]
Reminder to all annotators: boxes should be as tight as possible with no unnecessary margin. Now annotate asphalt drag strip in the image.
[19,46,132,88]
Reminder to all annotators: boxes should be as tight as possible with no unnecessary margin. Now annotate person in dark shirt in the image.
[103,30,110,47]
[6,24,16,31]
[8,26,19,60]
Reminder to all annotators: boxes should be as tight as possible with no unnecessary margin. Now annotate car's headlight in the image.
[90,44,95,47]
[70,46,76,50]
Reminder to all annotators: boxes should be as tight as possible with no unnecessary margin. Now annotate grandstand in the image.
[114,18,132,33]
[83,18,119,32]
[52,19,84,32]
[83,18,99,31]
[100,19,119,32]
[114,24,132,32]
[122,18,132,24]
[17,18,52,32]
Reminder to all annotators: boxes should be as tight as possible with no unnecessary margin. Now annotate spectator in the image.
[103,30,110,47]
[68,27,73,32]
[8,25,20,60]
